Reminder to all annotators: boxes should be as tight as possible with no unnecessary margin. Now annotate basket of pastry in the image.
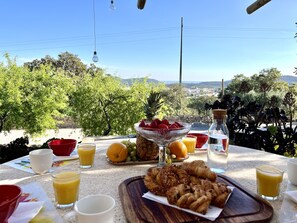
[143,160,232,219]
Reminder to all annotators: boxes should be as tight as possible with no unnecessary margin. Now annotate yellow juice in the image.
[78,144,96,167]
[256,165,283,198]
[53,171,80,205]
[182,136,196,153]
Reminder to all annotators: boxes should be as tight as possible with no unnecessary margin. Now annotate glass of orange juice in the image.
[256,165,284,200]
[182,135,197,154]
[52,168,80,208]
[77,143,96,169]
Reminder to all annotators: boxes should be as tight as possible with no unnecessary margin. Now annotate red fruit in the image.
[139,120,146,127]
[161,119,170,126]
[158,124,169,129]
[170,123,179,129]
[154,118,162,125]
[150,120,158,128]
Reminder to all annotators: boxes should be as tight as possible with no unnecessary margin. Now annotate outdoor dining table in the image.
[0,137,295,222]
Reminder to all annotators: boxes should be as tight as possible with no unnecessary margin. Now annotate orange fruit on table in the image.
[168,140,188,159]
[106,143,128,162]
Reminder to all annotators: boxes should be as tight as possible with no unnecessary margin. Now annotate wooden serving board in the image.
[107,156,189,166]
[119,175,273,223]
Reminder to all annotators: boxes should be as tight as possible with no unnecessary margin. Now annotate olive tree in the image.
[70,72,167,136]
[0,54,73,135]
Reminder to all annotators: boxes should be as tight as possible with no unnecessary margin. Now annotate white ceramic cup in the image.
[29,149,53,174]
[74,194,115,223]
[287,158,297,186]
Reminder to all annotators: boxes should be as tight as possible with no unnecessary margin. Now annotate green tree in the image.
[70,74,168,136]
[0,54,72,135]
[187,95,217,116]
[0,55,23,133]
[162,84,189,116]
[20,67,73,135]
[225,74,252,95]
[24,52,88,77]
[251,68,282,99]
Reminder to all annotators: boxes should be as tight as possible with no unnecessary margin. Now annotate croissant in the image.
[209,182,231,208]
[144,165,190,196]
[166,183,212,214]
[144,160,230,214]
[144,167,165,196]
[182,160,217,182]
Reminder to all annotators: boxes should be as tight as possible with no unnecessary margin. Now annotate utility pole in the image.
[221,79,224,98]
[179,17,183,85]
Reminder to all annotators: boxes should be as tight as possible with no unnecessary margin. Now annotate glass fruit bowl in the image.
[134,120,191,167]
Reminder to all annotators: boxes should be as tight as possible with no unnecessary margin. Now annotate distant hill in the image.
[120,75,297,88]
[121,78,159,86]
[280,75,297,84]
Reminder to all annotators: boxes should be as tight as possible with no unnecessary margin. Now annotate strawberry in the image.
[169,123,179,129]
[139,120,146,127]
[161,119,170,126]
[150,120,158,128]
[154,118,162,125]
[158,123,169,129]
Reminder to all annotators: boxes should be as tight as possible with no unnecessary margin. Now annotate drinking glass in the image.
[256,165,283,201]
[52,168,80,208]
[135,122,191,167]
[77,143,96,169]
[182,135,197,154]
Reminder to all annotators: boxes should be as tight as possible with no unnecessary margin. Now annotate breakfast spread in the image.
[144,160,231,214]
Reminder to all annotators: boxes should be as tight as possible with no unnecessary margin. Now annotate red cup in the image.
[187,133,209,148]
[0,185,22,223]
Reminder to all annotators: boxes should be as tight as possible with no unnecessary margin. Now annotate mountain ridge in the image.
[121,75,297,88]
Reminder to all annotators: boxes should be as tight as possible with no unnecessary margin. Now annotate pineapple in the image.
[136,91,163,161]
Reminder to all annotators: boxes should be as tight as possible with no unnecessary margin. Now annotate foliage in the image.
[206,93,297,156]
[70,72,167,136]
[0,137,59,164]
[187,95,217,116]
[205,68,297,156]
[0,54,73,135]
[162,84,189,116]
[24,52,101,78]
[225,68,287,104]
[144,91,164,121]
[0,137,30,164]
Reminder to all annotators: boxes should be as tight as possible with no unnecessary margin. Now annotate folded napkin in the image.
[8,201,43,223]
[143,187,233,221]
[284,190,297,203]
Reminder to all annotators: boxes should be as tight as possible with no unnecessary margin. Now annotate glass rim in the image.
[77,143,96,147]
[256,165,284,175]
[52,168,80,179]
[184,135,197,139]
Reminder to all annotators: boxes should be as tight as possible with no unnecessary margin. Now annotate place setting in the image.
[3,139,79,174]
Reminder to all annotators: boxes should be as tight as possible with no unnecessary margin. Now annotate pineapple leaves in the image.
[144,91,164,121]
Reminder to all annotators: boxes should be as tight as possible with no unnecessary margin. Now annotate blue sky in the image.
[0,0,296,81]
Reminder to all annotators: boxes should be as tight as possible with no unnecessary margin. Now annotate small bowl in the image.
[48,139,77,156]
[0,185,22,223]
[187,133,209,148]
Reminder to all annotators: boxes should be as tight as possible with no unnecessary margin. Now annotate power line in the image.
[1,25,295,53]
[185,26,295,33]
[0,25,294,47]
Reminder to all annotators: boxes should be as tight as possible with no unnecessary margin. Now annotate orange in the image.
[168,140,188,158]
[106,142,128,162]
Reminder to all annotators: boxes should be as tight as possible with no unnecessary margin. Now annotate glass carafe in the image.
[207,109,229,173]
